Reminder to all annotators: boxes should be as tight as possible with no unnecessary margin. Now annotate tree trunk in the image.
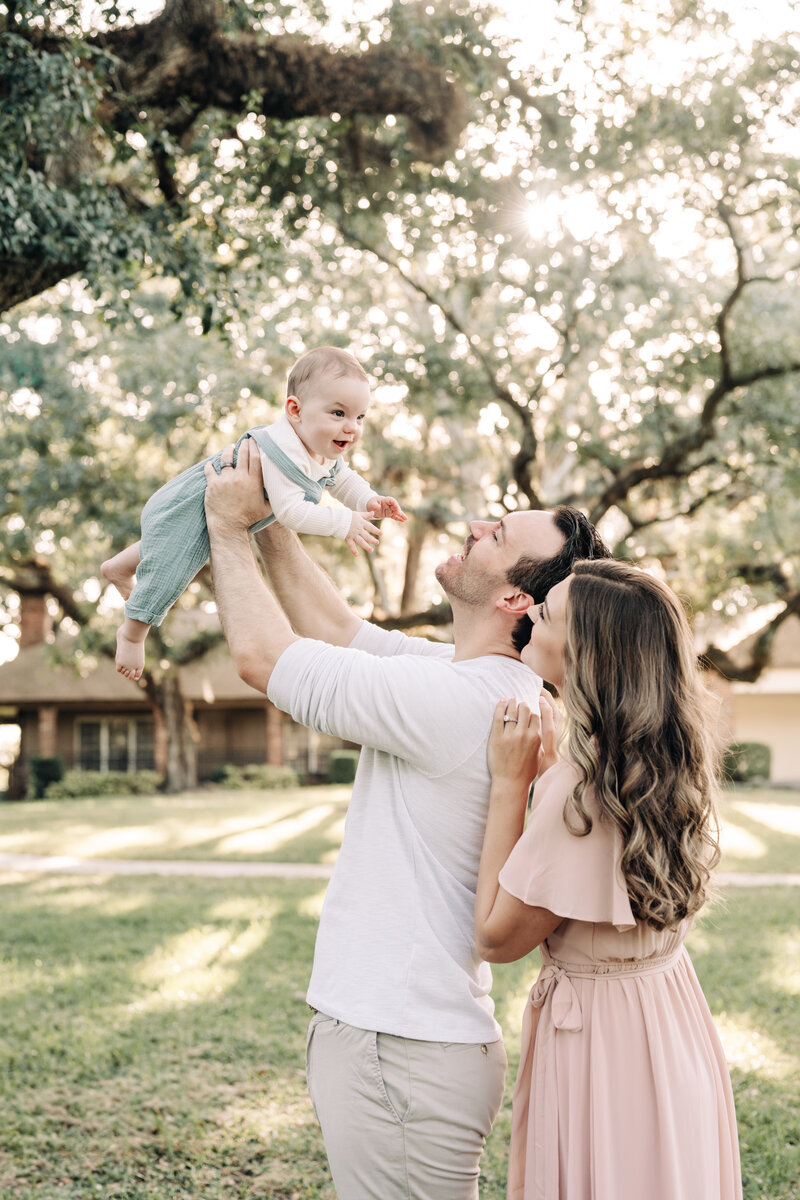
[400,517,428,616]
[145,670,198,792]
[366,551,392,616]
[266,702,283,766]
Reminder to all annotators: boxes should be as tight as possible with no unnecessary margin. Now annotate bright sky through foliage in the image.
[101,0,800,57]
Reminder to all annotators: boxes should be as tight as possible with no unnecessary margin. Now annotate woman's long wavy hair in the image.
[562,560,721,931]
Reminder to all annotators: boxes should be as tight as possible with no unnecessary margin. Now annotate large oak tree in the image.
[3,0,800,791]
[1,0,468,313]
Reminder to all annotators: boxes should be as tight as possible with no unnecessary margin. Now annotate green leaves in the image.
[2,0,799,654]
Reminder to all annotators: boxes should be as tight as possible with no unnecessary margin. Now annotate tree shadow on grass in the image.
[0,787,352,865]
[0,875,796,1200]
[719,787,800,876]
[0,872,335,1199]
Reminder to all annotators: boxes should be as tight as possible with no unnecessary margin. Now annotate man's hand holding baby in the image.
[204,439,273,533]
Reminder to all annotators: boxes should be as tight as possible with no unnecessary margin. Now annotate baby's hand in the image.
[367,495,408,522]
[346,511,382,556]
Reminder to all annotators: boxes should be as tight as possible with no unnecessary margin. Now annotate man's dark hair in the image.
[508,505,612,653]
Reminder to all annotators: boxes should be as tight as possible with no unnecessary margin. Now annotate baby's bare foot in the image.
[116,628,145,680]
[102,558,135,601]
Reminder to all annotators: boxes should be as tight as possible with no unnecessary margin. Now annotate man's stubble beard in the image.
[435,559,507,609]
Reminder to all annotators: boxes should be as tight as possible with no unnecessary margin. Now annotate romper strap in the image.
[244,427,341,502]
[236,427,340,534]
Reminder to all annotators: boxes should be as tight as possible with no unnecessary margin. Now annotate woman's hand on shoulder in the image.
[486,699,543,791]
[487,693,563,791]
[537,690,563,776]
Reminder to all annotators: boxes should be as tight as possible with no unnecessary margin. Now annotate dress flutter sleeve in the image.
[498,760,636,931]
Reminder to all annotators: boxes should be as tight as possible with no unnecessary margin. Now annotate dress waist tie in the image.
[531,945,686,1033]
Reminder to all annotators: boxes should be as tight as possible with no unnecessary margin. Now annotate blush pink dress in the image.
[498,760,743,1200]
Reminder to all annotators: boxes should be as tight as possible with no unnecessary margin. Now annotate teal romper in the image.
[125,425,341,627]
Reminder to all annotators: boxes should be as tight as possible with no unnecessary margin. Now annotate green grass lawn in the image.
[0,785,798,1199]
[1,783,797,874]
[0,786,351,865]
[717,786,800,876]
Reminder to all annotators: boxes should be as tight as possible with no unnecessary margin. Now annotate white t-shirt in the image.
[267,619,543,1042]
[261,415,378,539]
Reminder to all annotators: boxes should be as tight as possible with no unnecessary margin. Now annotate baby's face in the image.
[288,375,372,461]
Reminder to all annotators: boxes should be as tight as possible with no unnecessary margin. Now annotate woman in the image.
[475,559,742,1200]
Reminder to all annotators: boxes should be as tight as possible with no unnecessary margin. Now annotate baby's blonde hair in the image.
[287,346,368,400]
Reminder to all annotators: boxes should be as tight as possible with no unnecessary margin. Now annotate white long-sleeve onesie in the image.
[261,414,378,538]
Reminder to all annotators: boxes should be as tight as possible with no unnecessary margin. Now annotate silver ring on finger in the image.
[503,716,518,724]
[220,461,234,469]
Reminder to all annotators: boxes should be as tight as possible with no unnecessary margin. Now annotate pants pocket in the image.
[306,1011,336,1121]
[373,1032,412,1124]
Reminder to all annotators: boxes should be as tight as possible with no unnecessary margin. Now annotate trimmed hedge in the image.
[28,755,64,799]
[45,770,164,799]
[327,750,360,785]
[723,742,771,783]
[207,763,300,790]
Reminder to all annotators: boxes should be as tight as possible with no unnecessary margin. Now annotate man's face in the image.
[435,511,565,608]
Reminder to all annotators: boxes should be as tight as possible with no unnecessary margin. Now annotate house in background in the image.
[710,613,800,786]
[0,592,352,798]
[4,592,798,796]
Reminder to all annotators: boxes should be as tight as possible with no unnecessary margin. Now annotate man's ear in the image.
[285,395,301,422]
[496,591,534,617]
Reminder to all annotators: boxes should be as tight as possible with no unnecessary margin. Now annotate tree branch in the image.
[372,604,453,631]
[703,591,800,682]
[3,10,468,313]
[0,258,86,318]
[610,467,735,546]
[335,222,546,509]
[586,360,800,525]
[0,558,92,627]
[582,198,800,524]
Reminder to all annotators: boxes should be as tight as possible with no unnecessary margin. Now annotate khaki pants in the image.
[306,1011,507,1200]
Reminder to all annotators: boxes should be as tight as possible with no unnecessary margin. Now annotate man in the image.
[203,439,609,1200]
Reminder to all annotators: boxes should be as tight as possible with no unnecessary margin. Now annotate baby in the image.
[102,346,406,680]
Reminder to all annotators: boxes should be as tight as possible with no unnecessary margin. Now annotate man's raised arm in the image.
[253,515,363,648]
[203,440,298,694]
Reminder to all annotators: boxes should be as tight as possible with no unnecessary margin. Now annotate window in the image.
[108,720,130,772]
[79,722,101,772]
[135,721,155,771]
[76,718,155,772]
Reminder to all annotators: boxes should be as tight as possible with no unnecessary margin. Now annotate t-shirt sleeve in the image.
[267,637,484,775]
[499,761,636,931]
[349,619,456,661]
